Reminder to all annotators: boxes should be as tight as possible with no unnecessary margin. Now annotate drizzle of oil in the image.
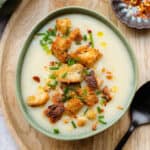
[97,31,104,37]
[100,41,107,48]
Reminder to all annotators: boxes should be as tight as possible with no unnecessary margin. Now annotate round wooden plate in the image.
[0,0,150,150]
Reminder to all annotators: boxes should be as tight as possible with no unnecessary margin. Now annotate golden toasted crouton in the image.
[65,98,83,115]
[27,92,49,107]
[54,64,84,83]
[85,70,98,90]
[70,45,102,66]
[56,18,71,34]
[69,28,82,42]
[51,92,63,104]
[51,36,71,62]
[44,103,65,123]
[77,87,98,106]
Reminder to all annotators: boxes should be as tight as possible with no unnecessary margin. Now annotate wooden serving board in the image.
[0,0,150,149]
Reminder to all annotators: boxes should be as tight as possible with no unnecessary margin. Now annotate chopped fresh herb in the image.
[61,72,68,78]
[98,115,104,119]
[71,121,77,128]
[67,58,76,66]
[98,115,107,124]
[62,96,71,102]
[98,119,107,124]
[48,80,58,88]
[88,31,94,48]
[63,87,70,95]
[37,27,56,54]
[49,66,59,70]
[75,95,85,103]
[100,98,107,106]
[40,40,51,54]
[53,128,59,134]
[83,69,90,75]
[62,87,71,102]
[95,90,101,95]
[83,34,87,41]
[84,108,88,115]
[83,89,87,96]
[97,106,102,113]
[49,74,56,79]
[47,28,56,36]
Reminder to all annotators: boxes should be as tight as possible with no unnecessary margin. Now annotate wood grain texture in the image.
[0,0,150,150]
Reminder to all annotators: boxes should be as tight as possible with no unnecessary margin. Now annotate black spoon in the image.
[115,81,150,150]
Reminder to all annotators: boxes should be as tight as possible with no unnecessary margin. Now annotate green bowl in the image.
[16,6,138,140]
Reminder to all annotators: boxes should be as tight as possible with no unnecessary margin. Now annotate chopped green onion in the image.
[47,28,56,36]
[67,58,76,66]
[53,128,59,134]
[88,32,94,48]
[38,27,56,54]
[83,69,90,75]
[63,87,70,95]
[98,119,107,124]
[62,87,71,102]
[100,98,106,106]
[95,90,101,95]
[40,40,51,54]
[83,34,87,41]
[97,106,102,113]
[98,115,107,124]
[61,72,68,78]
[83,89,87,96]
[98,115,104,119]
[49,66,59,70]
[62,96,71,102]
[49,74,56,79]
[48,80,58,88]
[71,121,77,128]
[84,108,88,115]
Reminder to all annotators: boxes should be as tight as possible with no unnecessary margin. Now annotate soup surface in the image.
[21,14,134,136]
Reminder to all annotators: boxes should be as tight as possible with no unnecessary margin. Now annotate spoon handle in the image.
[115,124,135,150]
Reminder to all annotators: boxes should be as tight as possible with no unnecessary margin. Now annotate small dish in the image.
[111,0,150,29]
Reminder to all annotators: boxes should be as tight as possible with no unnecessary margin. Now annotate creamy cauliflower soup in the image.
[21,14,134,136]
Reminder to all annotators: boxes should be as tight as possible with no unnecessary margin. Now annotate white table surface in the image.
[0,108,18,150]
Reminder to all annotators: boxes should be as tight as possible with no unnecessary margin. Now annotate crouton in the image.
[69,28,82,42]
[56,18,71,34]
[44,102,65,123]
[51,36,71,62]
[54,64,84,83]
[51,92,63,104]
[65,98,83,115]
[77,87,98,106]
[85,70,98,90]
[70,45,102,66]
[27,92,49,107]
